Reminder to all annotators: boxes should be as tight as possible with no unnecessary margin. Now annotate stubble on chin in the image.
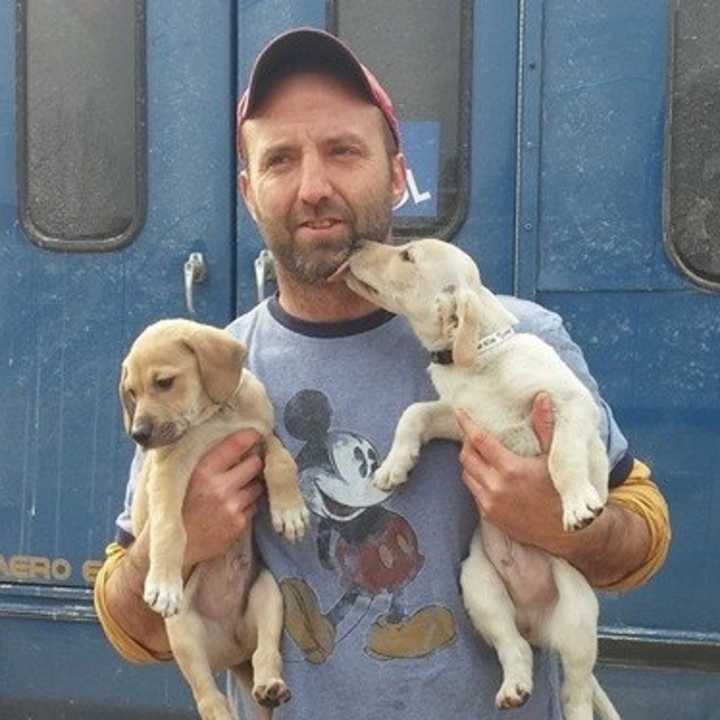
[257,183,394,285]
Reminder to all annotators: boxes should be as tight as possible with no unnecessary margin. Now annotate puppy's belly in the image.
[188,533,256,629]
[481,522,557,639]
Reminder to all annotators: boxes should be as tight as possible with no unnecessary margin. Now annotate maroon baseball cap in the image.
[236,28,400,158]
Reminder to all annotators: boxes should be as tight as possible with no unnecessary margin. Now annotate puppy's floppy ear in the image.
[476,286,519,327]
[452,287,518,368]
[183,327,247,404]
[118,364,135,433]
[452,289,482,368]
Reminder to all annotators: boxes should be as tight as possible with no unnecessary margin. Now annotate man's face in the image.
[240,72,407,285]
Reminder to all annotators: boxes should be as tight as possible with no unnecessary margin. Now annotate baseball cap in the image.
[236,28,400,158]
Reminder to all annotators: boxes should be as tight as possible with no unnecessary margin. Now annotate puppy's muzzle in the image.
[130,416,154,447]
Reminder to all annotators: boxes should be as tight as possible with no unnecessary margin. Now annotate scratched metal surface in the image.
[0,0,236,587]
[517,0,720,648]
[0,0,236,716]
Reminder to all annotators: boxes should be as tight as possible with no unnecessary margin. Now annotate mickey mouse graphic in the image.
[279,390,456,664]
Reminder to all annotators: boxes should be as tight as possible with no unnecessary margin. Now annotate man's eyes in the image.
[332,144,358,157]
[266,153,290,168]
[262,144,360,169]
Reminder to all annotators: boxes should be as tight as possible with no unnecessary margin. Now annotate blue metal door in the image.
[1,1,237,716]
[514,2,720,717]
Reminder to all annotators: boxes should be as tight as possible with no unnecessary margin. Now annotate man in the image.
[95,28,670,719]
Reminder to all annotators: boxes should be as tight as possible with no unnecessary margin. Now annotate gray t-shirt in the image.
[117,295,629,720]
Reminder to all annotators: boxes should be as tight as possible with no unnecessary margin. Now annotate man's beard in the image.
[256,192,394,286]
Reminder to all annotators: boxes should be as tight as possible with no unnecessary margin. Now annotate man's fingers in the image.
[197,430,263,476]
[531,392,555,454]
[459,439,493,481]
[216,452,264,493]
[456,409,516,471]
[236,477,265,510]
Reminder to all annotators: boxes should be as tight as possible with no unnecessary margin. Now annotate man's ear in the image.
[118,364,135,433]
[182,327,247,404]
[391,152,408,207]
[239,170,258,222]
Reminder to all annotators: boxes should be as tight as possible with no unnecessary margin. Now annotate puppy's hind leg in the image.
[461,527,533,709]
[230,664,273,720]
[543,559,600,720]
[245,569,291,711]
[166,613,233,720]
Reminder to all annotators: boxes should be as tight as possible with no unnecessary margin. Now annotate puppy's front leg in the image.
[374,401,459,490]
[548,415,605,532]
[263,434,310,543]
[144,453,195,617]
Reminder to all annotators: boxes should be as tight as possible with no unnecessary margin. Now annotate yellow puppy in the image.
[120,318,308,720]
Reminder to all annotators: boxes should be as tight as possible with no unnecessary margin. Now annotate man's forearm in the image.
[104,531,171,657]
[544,501,650,588]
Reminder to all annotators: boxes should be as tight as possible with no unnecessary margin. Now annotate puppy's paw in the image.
[372,450,416,491]
[561,484,604,532]
[272,502,310,543]
[253,678,291,708]
[496,678,532,710]
[143,574,184,617]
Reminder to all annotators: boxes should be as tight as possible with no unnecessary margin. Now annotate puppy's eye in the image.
[155,376,175,391]
[400,249,414,262]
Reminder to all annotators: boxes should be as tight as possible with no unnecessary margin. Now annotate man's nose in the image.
[297,152,332,206]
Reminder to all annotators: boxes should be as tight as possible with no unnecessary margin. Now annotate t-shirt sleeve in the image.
[508,298,630,474]
[115,446,144,547]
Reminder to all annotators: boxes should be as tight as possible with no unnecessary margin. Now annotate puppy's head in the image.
[345,239,517,363]
[119,319,247,448]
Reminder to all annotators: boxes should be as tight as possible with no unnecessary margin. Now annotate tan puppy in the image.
[341,239,620,720]
[120,318,309,720]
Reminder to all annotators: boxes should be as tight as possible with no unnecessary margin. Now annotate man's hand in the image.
[456,394,650,588]
[182,429,266,569]
[456,393,568,550]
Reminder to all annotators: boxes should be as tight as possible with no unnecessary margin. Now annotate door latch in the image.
[184,252,208,315]
[255,249,276,303]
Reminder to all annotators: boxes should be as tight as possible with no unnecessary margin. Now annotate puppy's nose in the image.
[130,418,154,447]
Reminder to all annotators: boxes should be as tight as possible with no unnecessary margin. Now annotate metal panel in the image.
[16,0,147,252]
[541,291,720,636]
[517,0,720,681]
[1,0,237,715]
[597,664,720,720]
[0,614,194,719]
[664,0,720,290]
[528,0,685,292]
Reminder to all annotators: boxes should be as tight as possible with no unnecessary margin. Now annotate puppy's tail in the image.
[592,673,621,720]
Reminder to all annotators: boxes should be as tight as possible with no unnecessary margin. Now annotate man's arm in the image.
[95,431,265,660]
[456,395,670,589]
